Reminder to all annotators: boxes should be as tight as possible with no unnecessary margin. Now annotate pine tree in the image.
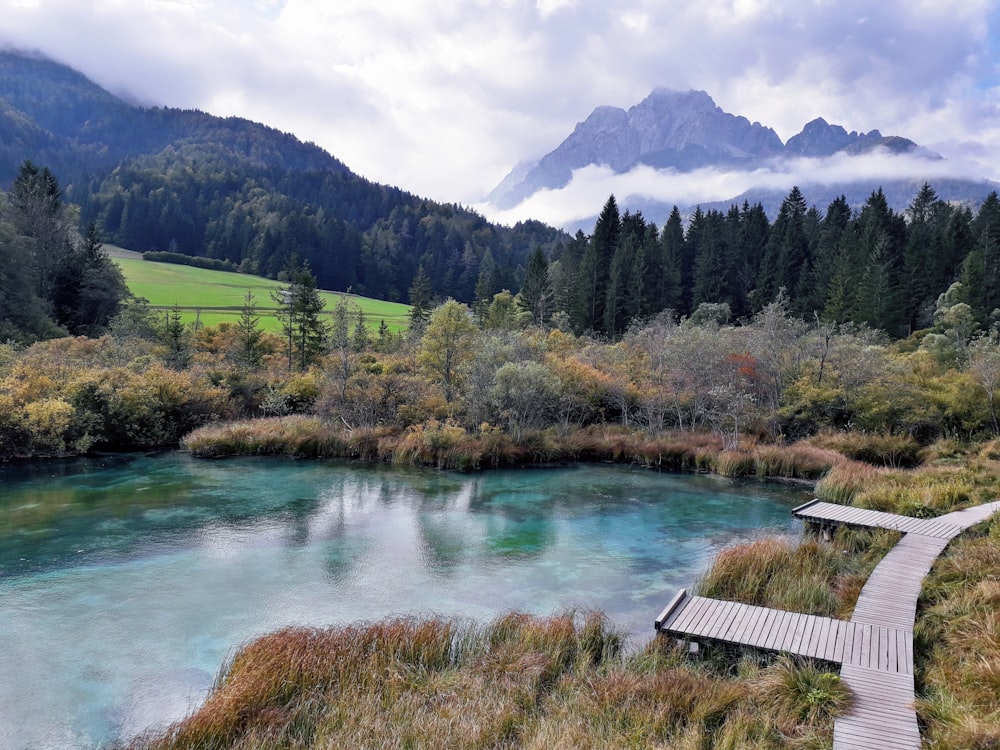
[589,195,621,333]
[408,264,434,330]
[902,183,948,333]
[692,209,727,310]
[732,202,769,318]
[659,206,685,314]
[273,260,327,371]
[234,288,265,370]
[518,247,554,326]
[352,308,370,352]
[756,186,809,310]
[852,189,907,334]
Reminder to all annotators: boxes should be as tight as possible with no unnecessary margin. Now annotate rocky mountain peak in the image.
[486,89,937,212]
[486,89,784,209]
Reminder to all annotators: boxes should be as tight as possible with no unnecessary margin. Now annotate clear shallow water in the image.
[0,453,808,749]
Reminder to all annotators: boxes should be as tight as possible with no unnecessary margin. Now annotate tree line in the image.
[510,185,1000,340]
[65,149,565,307]
[0,161,127,343]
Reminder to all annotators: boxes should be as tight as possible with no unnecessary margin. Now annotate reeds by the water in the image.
[132,436,1000,750]
[128,610,859,750]
[182,417,851,483]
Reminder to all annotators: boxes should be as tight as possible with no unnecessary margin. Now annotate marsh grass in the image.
[128,451,1000,750]
[754,656,851,736]
[184,418,854,485]
[914,527,1000,749]
[813,460,884,505]
[809,431,922,468]
[697,538,843,617]
[127,610,861,750]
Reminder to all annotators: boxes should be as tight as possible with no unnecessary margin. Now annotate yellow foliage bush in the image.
[23,398,75,453]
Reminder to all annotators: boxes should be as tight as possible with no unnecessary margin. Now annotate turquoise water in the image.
[0,453,808,749]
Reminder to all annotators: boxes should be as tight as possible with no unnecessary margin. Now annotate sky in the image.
[3,0,1000,228]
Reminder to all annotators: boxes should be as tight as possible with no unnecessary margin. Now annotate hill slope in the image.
[109,250,410,332]
[0,50,567,305]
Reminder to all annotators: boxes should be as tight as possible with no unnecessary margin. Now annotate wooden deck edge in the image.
[791,498,822,515]
[654,588,688,631]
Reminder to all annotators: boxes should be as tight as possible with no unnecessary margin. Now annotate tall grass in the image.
[914,522,1000,749]
[183,418,853,483]
[809,431,922,468]
[754,656,851,736]
[697,538,842,616]
[126,608,865,750]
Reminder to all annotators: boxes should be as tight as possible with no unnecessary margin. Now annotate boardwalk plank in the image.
[832,620,848,662]
[730,604,761,645]
[748,608,778,649]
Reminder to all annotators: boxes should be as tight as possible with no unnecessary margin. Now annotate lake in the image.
[0,453,809,749]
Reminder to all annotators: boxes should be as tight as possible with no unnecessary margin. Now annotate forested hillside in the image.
[546,185,1000,339]
[0,51,566,304]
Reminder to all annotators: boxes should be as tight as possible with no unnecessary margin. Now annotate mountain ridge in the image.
[484,87,987,224]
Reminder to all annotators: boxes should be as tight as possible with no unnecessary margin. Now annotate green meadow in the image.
[108,248,411,333]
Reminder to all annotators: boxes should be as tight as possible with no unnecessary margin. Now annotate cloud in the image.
[477,149,996,229]
[1,0,999,211]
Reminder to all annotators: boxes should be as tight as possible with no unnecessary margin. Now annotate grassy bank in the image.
[181,417,845,479]
[125,612,850,750]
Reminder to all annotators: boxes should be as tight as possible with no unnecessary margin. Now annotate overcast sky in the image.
[4,0,1000,226]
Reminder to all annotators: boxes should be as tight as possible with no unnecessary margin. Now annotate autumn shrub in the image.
[22,398,76,454]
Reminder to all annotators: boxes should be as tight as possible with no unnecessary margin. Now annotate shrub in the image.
[754,656,852,733]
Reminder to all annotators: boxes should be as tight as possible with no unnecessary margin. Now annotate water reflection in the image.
[0,454,809,750]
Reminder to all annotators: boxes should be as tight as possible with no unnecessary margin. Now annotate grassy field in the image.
[107,247,411,333]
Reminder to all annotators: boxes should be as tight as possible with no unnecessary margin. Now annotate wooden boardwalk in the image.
[656,590,912,673]
[655,499,1000,750]
[832,499,1000,749]
[792,498,962,538]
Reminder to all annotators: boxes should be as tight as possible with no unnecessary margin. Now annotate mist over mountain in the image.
[0,50,566,304]
[485,88,994,229]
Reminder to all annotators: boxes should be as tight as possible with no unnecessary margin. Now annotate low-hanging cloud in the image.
[477,148,995,229]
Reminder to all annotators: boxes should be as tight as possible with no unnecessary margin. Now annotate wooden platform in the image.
[656,590,912,673]
[792,499,962,538]
[654,499,1000,750]
[832,499,1000,747]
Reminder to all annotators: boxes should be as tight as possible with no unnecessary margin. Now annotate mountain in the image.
[783,116,924,158]
[486,88,993,225]
[0,50,567,304]
[487,88,785,209]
